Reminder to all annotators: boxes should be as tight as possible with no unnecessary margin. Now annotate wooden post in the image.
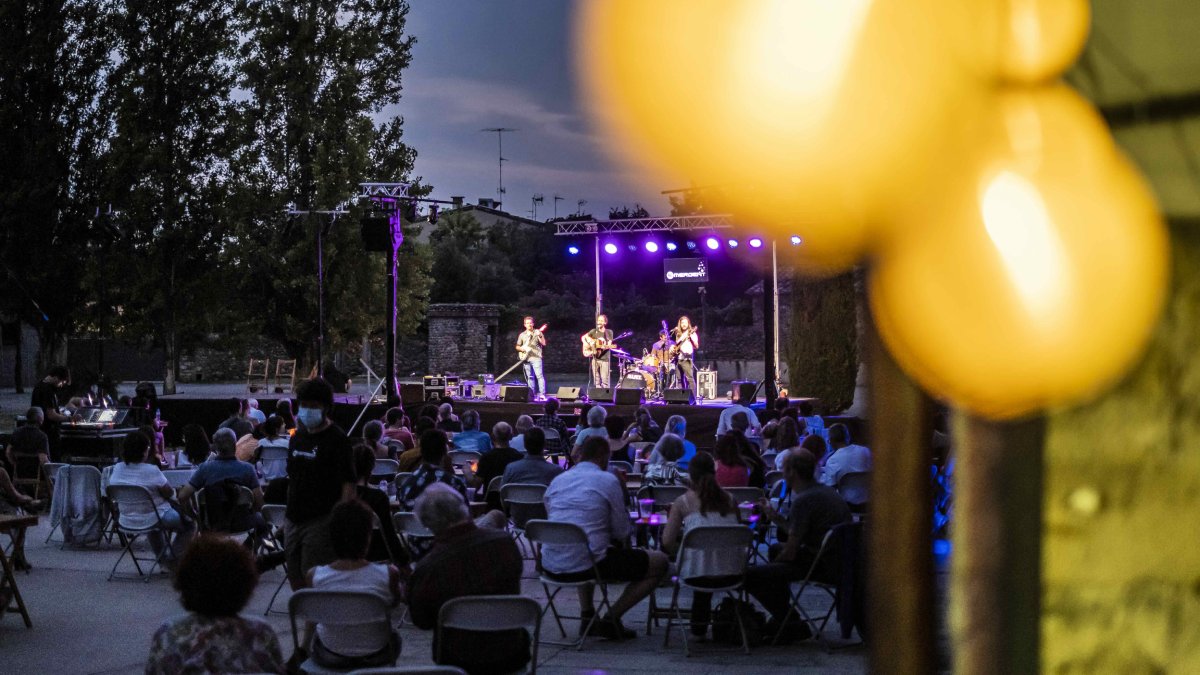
[952,414,1044,674]
[866,320,935,674]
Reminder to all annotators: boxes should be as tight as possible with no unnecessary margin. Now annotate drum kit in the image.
[611,349,666,400]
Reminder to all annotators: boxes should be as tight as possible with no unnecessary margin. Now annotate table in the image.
[0,513,38,628]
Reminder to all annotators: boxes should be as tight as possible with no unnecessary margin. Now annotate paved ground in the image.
[0,518,868,674]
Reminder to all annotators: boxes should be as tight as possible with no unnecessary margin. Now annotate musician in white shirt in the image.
[673,316,699,392]
[581,314,614,388]
[516,316,547,399]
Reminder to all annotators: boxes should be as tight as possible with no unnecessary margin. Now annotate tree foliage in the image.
[785,271,859,414]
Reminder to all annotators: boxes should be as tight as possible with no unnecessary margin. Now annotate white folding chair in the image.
[392,511,433,561]
[436,595,541,674]
[257,445,289,483]
[498,483,547,563]
[776,521,862,648]
[626,442,652,459]
[287,589,397,674]
[522,519,618,650]
[370,459,400,485]
[162,469,194,490]
[196,483,257,542]
[105,484,178,582]
[634,485,687,514]
[447,451,481,470]
[540,427,563,457]
[662,525,755,656]
[607,460,634,475]
[725,487,764,506]
[763,470,785,491]
[261,504,291,616]
[836,471,871,513]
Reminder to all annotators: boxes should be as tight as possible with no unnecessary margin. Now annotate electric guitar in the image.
[516,324,548,360]
[669,325,698,359]
[582,330,631,358]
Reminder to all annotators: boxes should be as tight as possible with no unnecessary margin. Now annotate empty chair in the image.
[662,525,755,656]
[261,504,290,616]
[287,589,398,673]
[635,485,688,514]
[436,595,540,674]
[393,511,434,561]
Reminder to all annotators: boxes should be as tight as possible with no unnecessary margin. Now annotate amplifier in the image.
[731,380,758,404]
[424,388,445,402]
[478,373,495,384]
[423,375,447,389]
[697,369,718,401]
[458,380,479,398]
[472,383,501,400]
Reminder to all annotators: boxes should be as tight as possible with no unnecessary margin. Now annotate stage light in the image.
[666,242,678,251]
[727,238,739,248]
[567,245,580,255]
[748,237,763,248]
[645,241,659,253]
[705,237,720,250]
[604,242,619,255]
[790,235,802,246]
[686,241,697,250]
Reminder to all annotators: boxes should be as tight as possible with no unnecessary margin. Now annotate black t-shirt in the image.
[586,328,613,362]
[477,447,523,493]
[285,423,355,524]
[10,426,49,457]
[30,381,61,424]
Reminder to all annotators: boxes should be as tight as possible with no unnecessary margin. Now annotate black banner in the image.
[664,257,709,283]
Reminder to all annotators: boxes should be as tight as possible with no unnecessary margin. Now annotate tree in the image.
[229,0,427,369]
[786,271,859,414]
[97,0,239,394]
[0,0,113,378]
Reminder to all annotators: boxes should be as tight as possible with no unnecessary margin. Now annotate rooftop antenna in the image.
[576,199,587,215]
[532,193,544,220]
[481,127,517,196]
[553,194,564,219]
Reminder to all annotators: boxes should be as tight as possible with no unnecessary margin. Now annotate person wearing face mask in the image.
[285,378,357,592]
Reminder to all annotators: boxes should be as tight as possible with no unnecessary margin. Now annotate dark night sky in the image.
[395,1,670,220]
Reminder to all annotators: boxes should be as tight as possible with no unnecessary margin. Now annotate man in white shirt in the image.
[509,415,535,452]
[716,402,761,437]
[819,423,873,505]
[543,437,668,640]
[672,316,699,391]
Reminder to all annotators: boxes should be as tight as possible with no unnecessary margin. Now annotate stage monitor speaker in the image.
[360,216,391,252]
[424,388,444,402]
[613,387,644,405]
[731,380,758,404]
[501,385,530,403]
[587,387,613,403]
[555,386,580,402]
[697,369,718,401]
[664,388,696,405]
[400,383,425,404]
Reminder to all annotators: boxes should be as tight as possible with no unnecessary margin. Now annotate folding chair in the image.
[634,485,687,514]
[261,504,291,616]
[725,487,765,506]
[662,525,755,656]
[760,453,780,471]
[257,445,289,483]
[105,484,178,582]
[447,451,481,470]
[540,427,563,459]
[392,512,433,559]
[499,483,547,562]
[763,470,785,491]
[775,521,862,648]
[627,442,652,460]
[9,448,44,500]
[162,469,194,490]
[274,358,297,394]
[47,465,107,547]
[607,460,634,475]
[836,471,871,514]
[288,589,397,674]
[196,483,258,546]
[437,595,541,674]
[247,357,270,393]
[522,519,619,650]
[370,459,400,486]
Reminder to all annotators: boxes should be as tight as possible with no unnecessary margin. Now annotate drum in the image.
[642,354,660,368]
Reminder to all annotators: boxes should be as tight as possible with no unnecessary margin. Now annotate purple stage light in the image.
[645,241,659,253]
[627,244,637,252]
[727,238,739,248]
[567,245,580,255]
[686,241,697,250]
[790,235,802,245]
[705,237,720,250]
[666,242,678,252]
[604,242,618,255]
[748,237,763,248]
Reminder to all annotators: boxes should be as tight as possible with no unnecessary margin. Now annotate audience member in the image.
[799,400,827,443]
[284,378,356,590]
[501,428,563,487]
[218,398,254,439]
[305,500,403,669]
[382,407,415,450]
[363,420,392,460]
[253,416,291,483]
[660,452,741,638]
[396,418,435,472]
[543,436,669,640]
[398,430,469,509]
[713,434,751,488]
[181,423,213,466]
[350,445,407,565]
[801,434,828,467]
[771,417,805,471]
[643,434,686,487]
[110,432,193,564]
[409,483,527,674]
[7,407,49,480]
[623,407,662,444]
[715,398,761,437]
[475,422,522,503]
[246,398,267,427]
[729,412,766,488]
[509,415,535,452]
[176,428,268,539]
[748,450,852,641]
[145,536,285,675]
[535,397,569,455]
[571,405,609,458]
[274,399,297,432]
[451,410,491,454]
[819,424,873,504]
[435,403,462,433]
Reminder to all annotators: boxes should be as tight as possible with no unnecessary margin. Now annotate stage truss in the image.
[553,213,736,236]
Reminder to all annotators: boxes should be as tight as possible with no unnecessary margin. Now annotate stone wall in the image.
[427,303,502,376]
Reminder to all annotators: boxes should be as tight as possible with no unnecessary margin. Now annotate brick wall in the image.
[427,304,501,376]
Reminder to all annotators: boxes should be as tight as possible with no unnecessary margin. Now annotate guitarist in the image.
[516,316,548,399]
[672,315,699,393]
[581,314,614,388]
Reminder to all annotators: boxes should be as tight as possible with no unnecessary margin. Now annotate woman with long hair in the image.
[181,423,212,467]
[661,451,741,638]
[713,434,750,488]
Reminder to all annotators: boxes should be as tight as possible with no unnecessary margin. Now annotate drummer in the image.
[649,330,676,391]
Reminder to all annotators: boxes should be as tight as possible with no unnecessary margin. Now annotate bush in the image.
[785,270,859,414]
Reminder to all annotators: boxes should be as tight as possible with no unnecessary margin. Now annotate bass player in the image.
[516,316,547,399]
[581,314,614,388]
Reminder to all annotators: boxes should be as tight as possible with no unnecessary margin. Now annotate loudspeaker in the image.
[587,387,613,403]
[360,216,392,252]
[555,386,581,402]
[664,388,696,405]
[400,383,425,404]
[501,385,530,403]
[731,380,758,404]
[613,388,644,405]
